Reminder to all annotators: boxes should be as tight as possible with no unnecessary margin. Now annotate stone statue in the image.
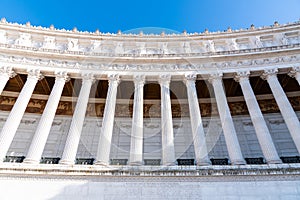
[254,36,263,48]
[206,40,215,52]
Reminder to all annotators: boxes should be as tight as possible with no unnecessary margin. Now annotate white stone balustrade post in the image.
[94,74,120,166]
[288,66,300,85]
[184,74,211,165]
[159,74,176,166]
[129,75,145,165]
[235,71,282,164]
[0,66,16,95]
[59,73,94,165]
[262,69,300,153]
[24,71,69,164]
[0,69,43,162]
[209,73,246,165]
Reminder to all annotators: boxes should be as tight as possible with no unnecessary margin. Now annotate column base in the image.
[162,161,177,166]
[231,159,246,165]
[196,159,212,166]
[59,159,75,165]
[267,159,282,164]
[94,160,109,166]
[23,158,40,164]
[128,161,143,166]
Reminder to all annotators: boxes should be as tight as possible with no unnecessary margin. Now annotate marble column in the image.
[94,74,120,166]
[288,66,300,85]
[159,74,176,166]
[0,66,16,95]
[59,73,94,165]
[24,71,69,164]
[129,75,145,165]
[0,69,43,162]
[235,71,282,164]
[184,74,211,165]
[209,73,245,165]
[262,69,300,153]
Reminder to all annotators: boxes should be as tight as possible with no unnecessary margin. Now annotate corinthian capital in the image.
[108,74,120,85]
[27,69,44,80]
[0,66,16,78]
[234,71,250,82]
[158,74,171,85]
[208,72,223,84]
[55,71,70,82]
[288,66,300,78]
[133,74,145,86]
[261,68,278,80]
[185,73,197,81]
[81,73,95,85]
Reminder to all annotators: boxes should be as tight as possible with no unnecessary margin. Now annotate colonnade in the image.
[0,66,299,166]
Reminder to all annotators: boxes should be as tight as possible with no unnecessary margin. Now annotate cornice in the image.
[0,50,299,77]
[0,18,299,39]
[0,20,299,60]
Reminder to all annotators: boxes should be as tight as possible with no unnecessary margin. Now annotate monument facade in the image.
[0,19,299,199]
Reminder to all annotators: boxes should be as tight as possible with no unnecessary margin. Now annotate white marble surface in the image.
[0,175,299,200]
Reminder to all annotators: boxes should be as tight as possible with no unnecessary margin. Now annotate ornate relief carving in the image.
[67,38,79,51]
[15,33,32,47]
[55,101,74,115]
[42,36,56,49]
[0,30,7,44]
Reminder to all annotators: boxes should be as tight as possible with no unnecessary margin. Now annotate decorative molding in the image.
[0,53,299,75]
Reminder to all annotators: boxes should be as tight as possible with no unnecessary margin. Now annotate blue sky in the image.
[0,0,299,33]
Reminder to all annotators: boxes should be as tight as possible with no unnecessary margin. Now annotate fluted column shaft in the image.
[159,75,176,166]
[59,74,94,165]
[262,69,300,153]
[185,74,211,165]
[24,72,69,164]
[0,69,42,162]
[209,74,245,165]
[0,66,16,95]
[235,71,281,163]
[95,74,120,165]
[129,75,145,165]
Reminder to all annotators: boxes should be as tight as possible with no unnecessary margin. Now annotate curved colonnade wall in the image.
[0,19,299,199]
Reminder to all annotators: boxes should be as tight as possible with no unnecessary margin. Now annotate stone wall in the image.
[0,175,299,199]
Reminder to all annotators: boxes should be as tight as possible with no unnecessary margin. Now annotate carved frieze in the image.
[0,96,299,118]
